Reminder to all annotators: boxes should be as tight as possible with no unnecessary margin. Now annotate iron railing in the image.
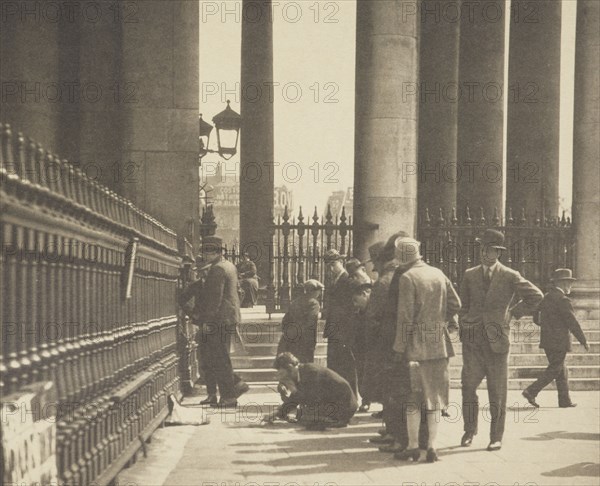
[418,206,574,291]
[1,122,182,485]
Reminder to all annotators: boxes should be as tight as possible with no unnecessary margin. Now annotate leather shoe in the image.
[371,411,383,419]
[379,442,405,453]
[559,402,577,408]
[218,398,238,409]
[487,441,502,451]
[200,394,218,407]
[522,389,540,408]
[369,434,394,444]
[461,432,474,447]
[234,381,250,399]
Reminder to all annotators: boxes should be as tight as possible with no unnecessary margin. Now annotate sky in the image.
[199,0,575,216]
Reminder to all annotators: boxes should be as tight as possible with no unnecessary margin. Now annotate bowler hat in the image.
[303,279,324,291]
[476,229,506,250]
[202,235,224,253]
[323,249,344,263]
[394,237,421,265]
[346,257,365,275]
[551,268,576,281]
[365,241,385,263]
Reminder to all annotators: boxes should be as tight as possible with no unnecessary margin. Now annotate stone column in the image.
[572,0,600,309]
[506,1,561,222]
[240,0,275,280]
[0,5,60,152]
[417,0,460,222]
[353,0,419,260]
[118,1,199,240]
[456,0,506,220]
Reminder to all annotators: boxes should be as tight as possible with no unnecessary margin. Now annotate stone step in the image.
[235,327,600,346]
[232,353,600,369]
[236,340,600,355]
[239,317,599,332]
[233,366,600,384]
[244,378,600,392]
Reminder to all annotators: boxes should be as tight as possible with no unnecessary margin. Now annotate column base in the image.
[571,281,600,325]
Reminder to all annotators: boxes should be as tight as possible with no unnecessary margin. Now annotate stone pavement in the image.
[116,388,600,486]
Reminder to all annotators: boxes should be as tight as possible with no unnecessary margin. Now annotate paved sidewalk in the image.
[117,388,600,486]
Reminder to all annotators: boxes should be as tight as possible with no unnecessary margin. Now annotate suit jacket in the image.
[281,294,320,348]
[393,260,461,361]
[293,363,358,420]
[459,262,543,353]
[196,257,241,328]
[535,287,587,352]
[323,271,355,344]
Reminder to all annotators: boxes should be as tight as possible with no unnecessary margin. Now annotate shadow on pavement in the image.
[542,462,600,477]
[522,431,600,441]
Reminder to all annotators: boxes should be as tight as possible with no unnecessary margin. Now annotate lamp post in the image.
[199,100,242,162]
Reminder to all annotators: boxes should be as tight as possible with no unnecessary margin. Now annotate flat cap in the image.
[304,279,325,291]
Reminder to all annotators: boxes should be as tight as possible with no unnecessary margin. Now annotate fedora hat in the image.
[381,230,410,263]
[345,257,366,275]
[365,241,385,263]
[394,237,421,265]
[475,229,506,250]
[323,249,344,263]
[551,268,576,281]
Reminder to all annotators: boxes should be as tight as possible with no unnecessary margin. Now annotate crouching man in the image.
[263,352,358,430]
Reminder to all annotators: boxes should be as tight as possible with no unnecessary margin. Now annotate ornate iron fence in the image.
[266,206,353,314]
[418,206,574,291]
[0,123,182,485]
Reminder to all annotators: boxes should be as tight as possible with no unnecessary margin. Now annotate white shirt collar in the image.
[482,261,499,274]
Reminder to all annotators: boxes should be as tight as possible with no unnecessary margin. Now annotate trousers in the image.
[461,341,508,442]
[526,349,571,405]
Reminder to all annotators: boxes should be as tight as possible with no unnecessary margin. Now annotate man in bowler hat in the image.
[459,229,543,451]
[522,268,589,408]
[194,235,249,408]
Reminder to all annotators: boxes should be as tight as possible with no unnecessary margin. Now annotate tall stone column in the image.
[117,0,200,241]
[0,6,60,152]
[353,0,419,260]
[418,0,460,222]
[240,0,275,280]
[456,0,505,220]
[506,1,561,221]
[572,0,600,309]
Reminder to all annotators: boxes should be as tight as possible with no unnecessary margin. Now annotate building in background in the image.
[201,163,293,246]
[324,187,353,220]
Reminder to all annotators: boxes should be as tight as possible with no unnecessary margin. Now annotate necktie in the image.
[484,268,492,291]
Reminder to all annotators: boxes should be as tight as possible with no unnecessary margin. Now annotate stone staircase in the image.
[232,307,600,391]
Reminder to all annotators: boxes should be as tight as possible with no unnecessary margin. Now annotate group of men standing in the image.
[180,229,590,462]
[272,228,590,462]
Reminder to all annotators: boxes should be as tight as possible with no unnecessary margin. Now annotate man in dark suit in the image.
[276,279,324,363]
[522,268,589,408]
[195,235,249,408]
[263,352,358,429]
[459,229,543,451]
[322,249,359,395]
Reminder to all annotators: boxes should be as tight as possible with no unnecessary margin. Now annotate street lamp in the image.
[199,100,242,162]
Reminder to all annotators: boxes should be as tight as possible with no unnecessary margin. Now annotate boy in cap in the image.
[522,268,589,408]
[276,279,324,363]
